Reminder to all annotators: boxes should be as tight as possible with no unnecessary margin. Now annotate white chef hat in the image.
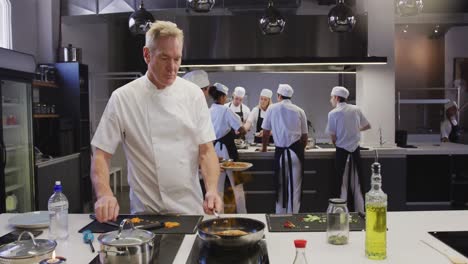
[331,86,350,99]
[213,82,229,95]
[260,88,273,98]
[445,101,458,110]
[277,84,294,97]
[233,86,246,98]
[182,70,210,89]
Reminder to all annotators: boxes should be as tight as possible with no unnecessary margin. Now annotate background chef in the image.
[209,83,248,213]
[91,21,223,222]
[182,69,213,106]
[245,88,274,144]
[226,86,251,124]
[261,84,308,214]
[326,86,371,213]
[441,101,461,143]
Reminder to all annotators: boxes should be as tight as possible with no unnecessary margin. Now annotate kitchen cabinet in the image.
[239,156,334,213]
[406,155,452,210]
[239,154,407,213]
[35,153,81,213]
[32,73,63,157]
[361,157,407,211]
[55,63,92,209]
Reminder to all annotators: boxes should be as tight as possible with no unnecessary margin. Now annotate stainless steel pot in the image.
[197,217,265,248]
[97,218,156,264]
[0,231,57,264]
[58,44,82,63]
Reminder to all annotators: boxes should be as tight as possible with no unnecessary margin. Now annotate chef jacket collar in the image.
[144,72,174,95]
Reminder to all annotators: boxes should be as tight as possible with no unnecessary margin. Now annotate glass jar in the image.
[41,104,48,114]
[326,198,349,245]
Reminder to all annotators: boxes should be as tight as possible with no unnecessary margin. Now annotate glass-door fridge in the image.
[0,48,36,213]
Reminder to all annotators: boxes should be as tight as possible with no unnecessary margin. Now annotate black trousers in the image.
[332,147,365,211]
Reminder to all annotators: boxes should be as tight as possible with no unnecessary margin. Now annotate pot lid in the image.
[98,219,155,247]
[0,232,56,259]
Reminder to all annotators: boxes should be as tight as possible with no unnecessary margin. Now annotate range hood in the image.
[177,15,386,73]
[62,1,387,73]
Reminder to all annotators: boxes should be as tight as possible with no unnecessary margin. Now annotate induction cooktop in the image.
[429,231,468,258]
[185,237,269,264]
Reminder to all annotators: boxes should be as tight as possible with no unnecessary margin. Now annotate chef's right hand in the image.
[94,195,119,223]
[203,191,223,215]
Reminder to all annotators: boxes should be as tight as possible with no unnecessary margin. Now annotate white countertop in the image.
[1,211,468,264]
[238,142,468,158]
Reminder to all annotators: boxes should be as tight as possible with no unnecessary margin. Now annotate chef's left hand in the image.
[203,191,223,214]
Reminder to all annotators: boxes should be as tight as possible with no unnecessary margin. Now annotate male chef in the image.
[326,86,371,213]
[226,86,251,123]
[182,69,213,106]
[441,101,461,143]
[261,84,308,213]
[91,21,223,222]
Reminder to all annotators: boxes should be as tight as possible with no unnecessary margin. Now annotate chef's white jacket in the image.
[261,100,308,148]
[247,106,267,129]
[440,118,457,139]
[326,102,369,152]
[224,102,251,122]
[210,104,243,139]
[91,74,215,215]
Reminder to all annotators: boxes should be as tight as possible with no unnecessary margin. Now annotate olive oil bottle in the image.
[365,162,387,260]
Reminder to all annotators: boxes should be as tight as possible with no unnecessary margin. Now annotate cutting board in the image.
[79,214,203,234]
[266,213,365,232]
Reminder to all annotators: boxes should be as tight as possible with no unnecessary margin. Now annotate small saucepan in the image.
[0,231,57,264]
[97,218,157,264]
[197,217,265,248]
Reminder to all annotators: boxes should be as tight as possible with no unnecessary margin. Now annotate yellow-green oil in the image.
[365,203,387,260]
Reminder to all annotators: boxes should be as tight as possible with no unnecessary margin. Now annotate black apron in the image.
[274,140,305,211]
[449,120,461,143]
[229,103,245,140]
[214,129,239,162]
[254,108,274,144]
[333,147,365,212]
[229,102,244,122]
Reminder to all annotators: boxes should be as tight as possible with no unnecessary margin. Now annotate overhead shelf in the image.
[33,114,60,119]
[5,167,20,174]
[3,125,20,129]
[399,99,450,104]
[5,184,24,193]
[6,146,23,152]
[32,80,59,88]
[3,102,21,107]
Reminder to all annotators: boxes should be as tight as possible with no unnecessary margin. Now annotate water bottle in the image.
[48,181,69,240]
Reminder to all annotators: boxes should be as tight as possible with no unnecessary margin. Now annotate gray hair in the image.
[145,20,184,51]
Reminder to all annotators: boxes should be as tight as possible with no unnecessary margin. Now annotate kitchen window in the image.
[0,0,12,49]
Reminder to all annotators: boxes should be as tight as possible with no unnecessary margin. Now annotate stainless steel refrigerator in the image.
[0,48,36,213]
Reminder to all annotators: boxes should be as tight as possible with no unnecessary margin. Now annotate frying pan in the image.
[197,217,265,248]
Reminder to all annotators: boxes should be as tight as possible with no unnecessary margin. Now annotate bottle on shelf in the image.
[48,181,69,240]
[365,162,387,260]
[293,239,308,264]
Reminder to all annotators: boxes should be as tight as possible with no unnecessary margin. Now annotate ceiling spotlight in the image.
[433,24,439,34]
[259,0,286,35]
[328,0,356,33]
[187,0,215,13]
[129,1,154,35]
[396,0,423,16]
